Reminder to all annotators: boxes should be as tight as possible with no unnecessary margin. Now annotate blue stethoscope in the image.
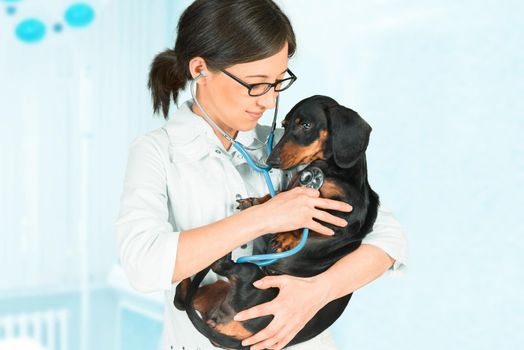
[190,73,324,266]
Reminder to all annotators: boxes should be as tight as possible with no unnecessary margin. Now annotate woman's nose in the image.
[256,89,279,110]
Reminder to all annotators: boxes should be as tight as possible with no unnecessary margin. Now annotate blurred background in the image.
[0,0,522,349]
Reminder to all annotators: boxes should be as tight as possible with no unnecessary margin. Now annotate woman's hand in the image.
[257,187,353,236]
[233,274,330,350]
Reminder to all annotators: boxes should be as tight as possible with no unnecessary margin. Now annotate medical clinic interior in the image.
[1,0,521,349]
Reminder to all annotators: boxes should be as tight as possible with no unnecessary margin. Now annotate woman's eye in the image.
[302,122,312,130]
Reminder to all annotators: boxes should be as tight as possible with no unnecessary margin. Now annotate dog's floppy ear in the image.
[328,105,372,168]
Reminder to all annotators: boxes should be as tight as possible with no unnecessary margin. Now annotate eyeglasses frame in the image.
[219,68,297,97]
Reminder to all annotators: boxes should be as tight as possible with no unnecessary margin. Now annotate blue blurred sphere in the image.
[53,23,63,33]
[6,5,16,15]
[15,18,46,43]
[64,3,95,28]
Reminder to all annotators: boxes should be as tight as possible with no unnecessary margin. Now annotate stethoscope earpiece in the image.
[194,71,206,80]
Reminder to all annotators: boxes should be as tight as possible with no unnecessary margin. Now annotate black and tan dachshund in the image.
[174,95,380,349]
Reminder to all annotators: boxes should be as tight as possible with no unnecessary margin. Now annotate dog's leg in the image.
[206,253,278,340]
[184,254,258,340]
[236,193,273,210]
[271,229,304,253]
[174,277,192,310]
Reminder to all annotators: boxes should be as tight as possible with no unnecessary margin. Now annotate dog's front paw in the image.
[236,194,273,210]
[236,197,257,210]
[206,317,218,329]
[271,230,302,253]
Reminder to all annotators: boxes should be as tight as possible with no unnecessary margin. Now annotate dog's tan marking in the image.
[214,320,254,340]
[192,280,230,312]
[272,229,303,252]
[236,194,273,210]
[191,279,253,340]
[320,179,345,198]
[279,129,329,168]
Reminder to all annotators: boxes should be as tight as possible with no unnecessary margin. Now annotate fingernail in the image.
[329,229,335,235]
[253,280,262,287]
[234,313,242,321]
[347,205,353,211]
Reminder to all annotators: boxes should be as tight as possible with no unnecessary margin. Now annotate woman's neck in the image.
[191,102,237,151]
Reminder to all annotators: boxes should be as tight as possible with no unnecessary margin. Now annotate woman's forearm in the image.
[314,244,395,303]
[172,206,267,283]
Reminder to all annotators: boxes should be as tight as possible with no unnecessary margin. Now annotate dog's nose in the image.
[266,153,281,168]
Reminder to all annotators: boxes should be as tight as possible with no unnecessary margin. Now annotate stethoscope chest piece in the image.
[298,166,325,190]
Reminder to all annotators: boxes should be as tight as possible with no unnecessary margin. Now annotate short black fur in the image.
[175,95,380,349]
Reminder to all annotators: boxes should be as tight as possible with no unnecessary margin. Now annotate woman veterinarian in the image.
[115,1,408,349]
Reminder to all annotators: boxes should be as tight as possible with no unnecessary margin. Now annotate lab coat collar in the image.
[163,100,261,163]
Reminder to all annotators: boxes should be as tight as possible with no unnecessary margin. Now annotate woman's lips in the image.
[246,111,264,120]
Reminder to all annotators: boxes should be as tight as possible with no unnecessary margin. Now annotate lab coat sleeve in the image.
[361,205,408,274]
[115,134,180,293]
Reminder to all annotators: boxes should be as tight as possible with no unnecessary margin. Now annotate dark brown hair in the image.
[148,0,296,119]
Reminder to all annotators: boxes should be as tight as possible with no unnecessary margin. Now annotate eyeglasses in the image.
[220,68,297,97]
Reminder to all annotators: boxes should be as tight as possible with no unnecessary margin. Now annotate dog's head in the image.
[267,95,372,170]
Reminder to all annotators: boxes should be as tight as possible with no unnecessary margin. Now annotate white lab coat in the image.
[115,100,408,350]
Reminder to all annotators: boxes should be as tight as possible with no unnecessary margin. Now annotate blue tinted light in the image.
[6,5,16,15]
[64,3,95,28]
[15,18,46,43]
[53,23,63,33]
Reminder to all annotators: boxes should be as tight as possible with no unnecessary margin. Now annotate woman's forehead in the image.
[227,43,289,78]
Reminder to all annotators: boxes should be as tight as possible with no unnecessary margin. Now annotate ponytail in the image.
[147,49,188,120]
[147,0,296,120]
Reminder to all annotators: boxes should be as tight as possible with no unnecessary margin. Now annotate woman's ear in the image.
[188,56,209,81]
[328,105,372,168]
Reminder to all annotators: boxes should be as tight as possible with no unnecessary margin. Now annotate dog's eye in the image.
[301,122,312,130]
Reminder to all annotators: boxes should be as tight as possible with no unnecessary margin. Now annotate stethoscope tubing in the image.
[189,75,309,266]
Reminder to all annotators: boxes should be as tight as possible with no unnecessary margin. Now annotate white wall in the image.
[274,1,523,349]
[0,0,173,293]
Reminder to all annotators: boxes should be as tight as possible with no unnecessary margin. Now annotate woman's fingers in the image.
[295,188,353,234]
[260,186,353,235]
[313,197,353,212]
[313,208,348,227]
[296,186,320,197]
[308,220,335,236]
[303,195,352,235]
